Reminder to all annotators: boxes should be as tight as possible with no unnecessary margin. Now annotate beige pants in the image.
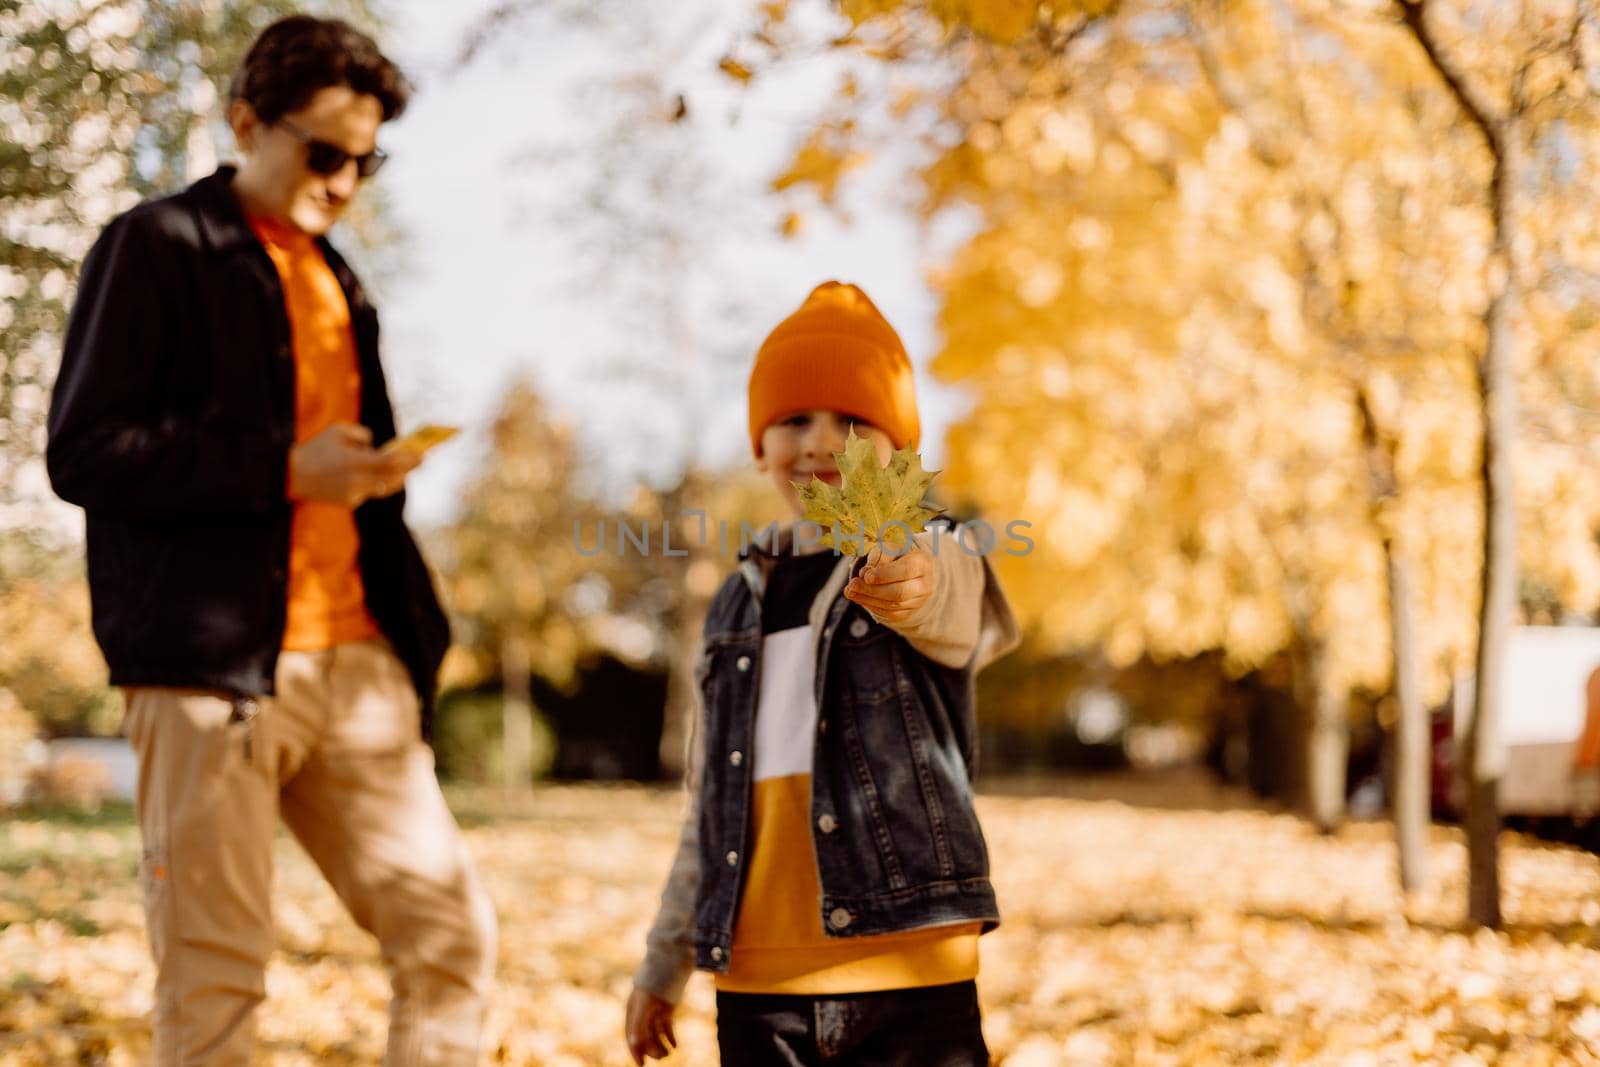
[123,640,497,1067]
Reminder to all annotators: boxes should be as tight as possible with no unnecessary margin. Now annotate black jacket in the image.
[46,167,450,729]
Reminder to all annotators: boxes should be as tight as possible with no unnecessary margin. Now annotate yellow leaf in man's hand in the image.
[794,428,940,555]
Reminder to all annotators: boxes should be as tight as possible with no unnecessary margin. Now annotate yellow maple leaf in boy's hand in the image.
[794,428,940,555]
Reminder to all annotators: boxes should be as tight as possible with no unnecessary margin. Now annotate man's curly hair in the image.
[228,16,411,124]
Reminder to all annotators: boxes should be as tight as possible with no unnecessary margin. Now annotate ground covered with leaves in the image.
[4,775,1600,1065]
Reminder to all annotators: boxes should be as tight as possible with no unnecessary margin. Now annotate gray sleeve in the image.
[631,650,708,1003]
[886,529,984,669]
[880,526,1023,673]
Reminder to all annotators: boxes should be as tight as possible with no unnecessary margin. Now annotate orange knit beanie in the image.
[747,281,920,457]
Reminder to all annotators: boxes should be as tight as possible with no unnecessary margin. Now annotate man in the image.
[46,17,496,1066]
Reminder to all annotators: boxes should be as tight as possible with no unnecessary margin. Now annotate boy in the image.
[625,281,1021,1065]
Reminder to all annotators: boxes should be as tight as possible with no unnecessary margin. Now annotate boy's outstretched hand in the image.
[844,540,934,624]
[625,987,677,1064]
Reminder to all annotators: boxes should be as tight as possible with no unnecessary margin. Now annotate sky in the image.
[365,0,975,529]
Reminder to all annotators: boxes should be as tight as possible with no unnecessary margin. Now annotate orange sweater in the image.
[249,215,379,652]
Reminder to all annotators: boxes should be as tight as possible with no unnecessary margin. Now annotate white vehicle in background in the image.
[1451,625,1600,822]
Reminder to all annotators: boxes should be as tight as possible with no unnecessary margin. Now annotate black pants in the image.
[715,980,989,1066]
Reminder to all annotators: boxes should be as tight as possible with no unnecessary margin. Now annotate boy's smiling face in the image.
[756,409,895,519]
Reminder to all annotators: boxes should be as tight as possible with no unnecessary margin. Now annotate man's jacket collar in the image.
[190,165,260,257]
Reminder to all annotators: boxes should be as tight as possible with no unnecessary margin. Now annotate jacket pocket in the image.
[832,609,901,705]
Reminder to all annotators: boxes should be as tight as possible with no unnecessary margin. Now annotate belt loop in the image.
[229,695,259,763]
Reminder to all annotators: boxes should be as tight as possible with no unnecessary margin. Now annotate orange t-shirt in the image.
[250,215,379,652]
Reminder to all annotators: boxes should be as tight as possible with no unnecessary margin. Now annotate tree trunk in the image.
[1307,664,1347,834]
[1466,130,1520,926]
[1397,0,1520,931]
[1356,390,1428,892]
[501,633,534,795]
[1389,545,1428,892]
[1294,639,1346,832]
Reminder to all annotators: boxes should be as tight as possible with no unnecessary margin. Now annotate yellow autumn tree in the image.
[753,0,1600,859]
[0,533,117,738]
[439,382,595,789]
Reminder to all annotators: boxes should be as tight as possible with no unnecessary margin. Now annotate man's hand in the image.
[844,539,936,624]
[287,422,419,508]
[625,987,678,1065]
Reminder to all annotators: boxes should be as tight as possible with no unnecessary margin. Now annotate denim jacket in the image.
[635,517,1022,1001]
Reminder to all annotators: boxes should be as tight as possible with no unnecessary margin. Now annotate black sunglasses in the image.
[277,119,388,179]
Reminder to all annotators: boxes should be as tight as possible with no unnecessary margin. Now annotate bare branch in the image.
[1186,5,1294,168]
[1395,0,1505,150]
[1035,12,1096,56]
